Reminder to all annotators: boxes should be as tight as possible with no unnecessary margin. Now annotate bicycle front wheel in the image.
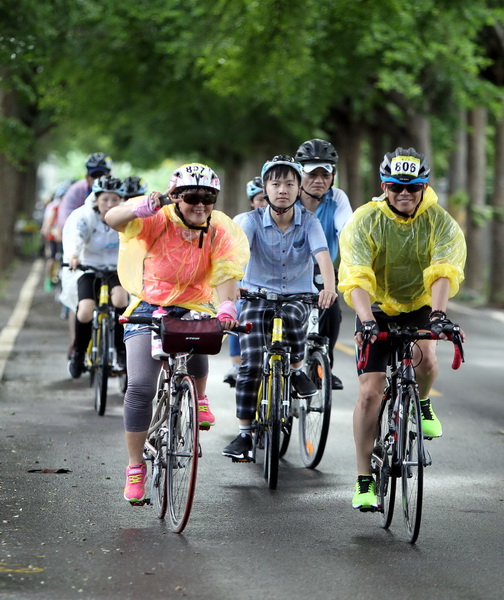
[94,318,109,416]
[167,375,199,533]
[299,350,332,468]
[373,389,396,529]
[401,385,424,543]
[265,359,282,490]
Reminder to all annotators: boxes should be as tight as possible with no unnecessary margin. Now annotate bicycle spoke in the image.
[168,375,199,533]
[299,350,332,469]
[401,387,424,543]
[373,390,396,528]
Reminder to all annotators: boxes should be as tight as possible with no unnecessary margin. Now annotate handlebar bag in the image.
[160,316,223,355]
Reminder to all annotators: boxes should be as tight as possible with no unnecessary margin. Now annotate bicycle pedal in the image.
[358,506,378,513]
[199,425,210,431]
[231,457,253,463]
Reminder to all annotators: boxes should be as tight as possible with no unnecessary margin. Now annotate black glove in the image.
[358,320,379,338]
[430,316,456,336]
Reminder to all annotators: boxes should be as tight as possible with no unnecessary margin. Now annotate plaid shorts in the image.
[235,298,310,420]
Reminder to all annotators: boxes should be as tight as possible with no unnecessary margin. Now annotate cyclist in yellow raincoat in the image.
[105,163,249,504]
[338,147,466,511]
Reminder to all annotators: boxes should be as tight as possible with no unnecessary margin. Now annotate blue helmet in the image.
[85,152,113,176]
[92,175,124,196]
[121,176,147,199]
[379,147,430,184]
[261,155,303,184]
[246,176,263,199]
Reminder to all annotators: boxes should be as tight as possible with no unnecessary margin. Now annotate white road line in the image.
[0,259,44,381]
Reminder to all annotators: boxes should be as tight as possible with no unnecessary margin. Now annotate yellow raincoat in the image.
[118,203,250,315]
[338,187,466,316]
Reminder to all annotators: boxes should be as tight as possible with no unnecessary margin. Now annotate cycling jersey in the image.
[297,188,352,262]
[62,193,119,269]
[118,201,249,313]
[338,187,466,316]
[57,179,91,229]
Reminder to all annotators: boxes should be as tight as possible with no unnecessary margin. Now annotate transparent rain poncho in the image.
[338,187,466,316]
[118,203,250,314]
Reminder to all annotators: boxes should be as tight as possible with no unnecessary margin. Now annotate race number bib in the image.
[391,155,420,177]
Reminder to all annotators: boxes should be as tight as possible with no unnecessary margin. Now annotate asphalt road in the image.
[0,259,503,600]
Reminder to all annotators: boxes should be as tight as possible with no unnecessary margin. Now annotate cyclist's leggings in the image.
[355,306,431,375]
[123,333,208,432]
[235,298,310,421]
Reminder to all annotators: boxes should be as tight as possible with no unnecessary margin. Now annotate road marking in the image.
[0,563,45,573]
[0,259,43,381]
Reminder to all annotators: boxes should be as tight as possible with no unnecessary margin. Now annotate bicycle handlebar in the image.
[61,263,117,274]
[118,314,252,335]
[241,289,319,305]
[357,328,465,371]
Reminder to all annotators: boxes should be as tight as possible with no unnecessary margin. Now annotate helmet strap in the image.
[300,186,323,201]
[265,195,296,215]
[174,204,211,248]
[386,190,424,220]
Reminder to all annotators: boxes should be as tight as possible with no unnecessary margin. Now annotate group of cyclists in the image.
[44,142,466,512]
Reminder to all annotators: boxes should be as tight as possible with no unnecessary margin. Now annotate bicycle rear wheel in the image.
[401,385,424,543]
[151,368,169,519]
[265,359,282,490]
[167,375,199,533]
[373,390,396,529]
[94,318,109,416]
[299,349,332,468]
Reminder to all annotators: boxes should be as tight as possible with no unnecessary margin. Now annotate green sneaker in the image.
[420,398,442,439]
[352,475,378,510]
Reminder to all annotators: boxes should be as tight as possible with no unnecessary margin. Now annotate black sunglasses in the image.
[181,192,217,206]
[386,182,424,194]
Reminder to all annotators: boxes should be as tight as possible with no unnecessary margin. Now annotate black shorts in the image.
[356,306,431,374]
[77,272,121,302]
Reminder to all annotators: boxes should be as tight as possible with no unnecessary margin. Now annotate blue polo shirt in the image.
[239,205,328,294]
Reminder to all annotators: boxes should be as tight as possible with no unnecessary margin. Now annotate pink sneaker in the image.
[197,396,215,428]
[124,463,147,503]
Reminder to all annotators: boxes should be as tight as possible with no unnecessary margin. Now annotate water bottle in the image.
[151,307,168,360]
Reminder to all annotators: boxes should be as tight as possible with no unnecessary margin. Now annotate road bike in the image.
[120,310,250,533]
[237,289,329,489]
[65,264,126,415]
[279,301,333,469]
[83,266,126,415]
[359,323,464,543]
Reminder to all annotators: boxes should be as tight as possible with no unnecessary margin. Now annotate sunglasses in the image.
[180,192,217,206]
[386,183,424,194]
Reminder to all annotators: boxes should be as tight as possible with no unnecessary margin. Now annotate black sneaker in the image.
[291,370,317,397]
[331,374,344,390]
[222,434,252,459]
[68,352,85,379]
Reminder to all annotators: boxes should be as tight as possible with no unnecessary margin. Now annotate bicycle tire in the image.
[279,415,293,458]
[299,350,332,469]
[401,385,424,543]
[167,375,199,533]
[265,359,282,490]
[373,389,396,529]
[151,367,169,519]
[94,318,109,416]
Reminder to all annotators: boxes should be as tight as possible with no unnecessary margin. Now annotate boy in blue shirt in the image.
[223,155,337,460]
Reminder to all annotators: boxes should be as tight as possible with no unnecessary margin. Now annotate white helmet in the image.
[169,163,221,195]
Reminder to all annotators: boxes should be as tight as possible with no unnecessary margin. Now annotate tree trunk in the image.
[489,116,504,305]
[447,110,468,226]
[408,113,434,186]
[0,81,22,273]
[464,106,488,298]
